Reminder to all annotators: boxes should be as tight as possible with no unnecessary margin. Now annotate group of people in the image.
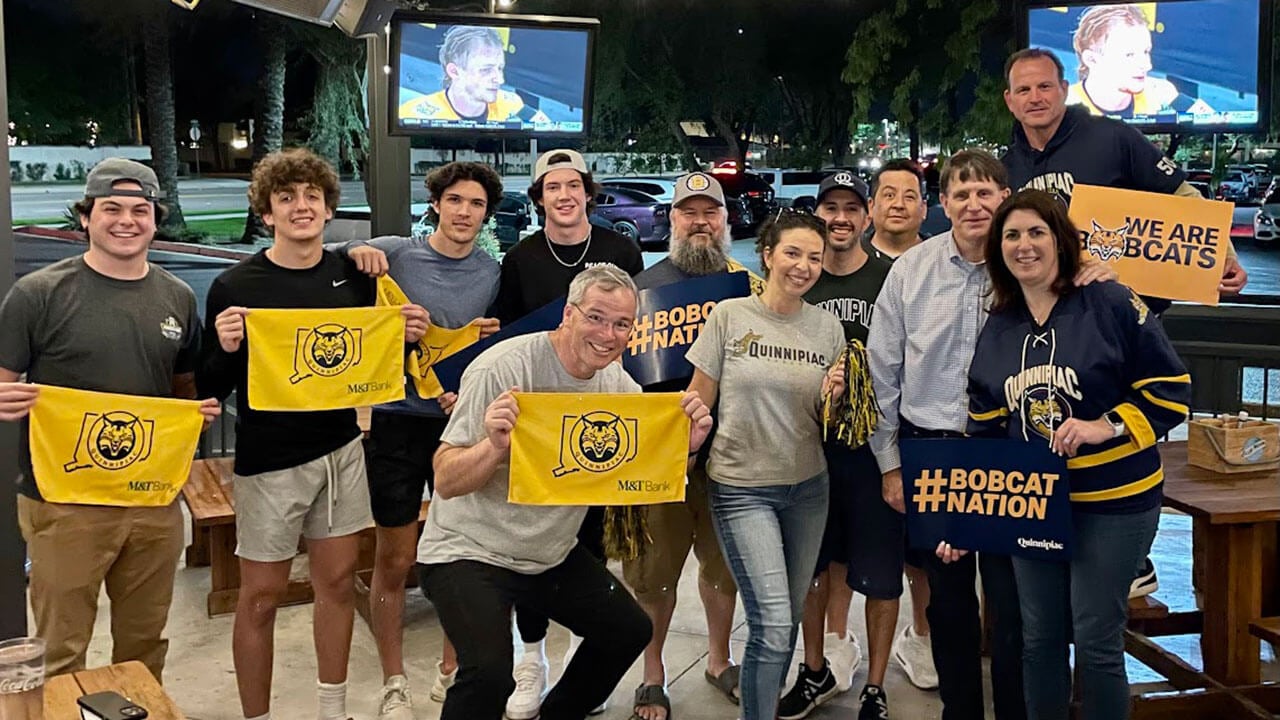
[0,46,1246,720]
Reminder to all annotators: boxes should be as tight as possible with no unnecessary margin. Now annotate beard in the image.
[669,227,732,276]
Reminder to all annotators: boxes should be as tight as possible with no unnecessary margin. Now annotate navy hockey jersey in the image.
[967,281,1190,514]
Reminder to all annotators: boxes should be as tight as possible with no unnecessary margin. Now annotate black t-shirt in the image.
[492,227,644,324]
[804,257,892,344]
[198,249,376,477]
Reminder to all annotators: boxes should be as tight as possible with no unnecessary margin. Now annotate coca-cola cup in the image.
[0,636,45,720]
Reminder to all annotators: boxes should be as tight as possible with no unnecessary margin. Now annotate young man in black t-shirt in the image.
[781,173,901,720]
[492,149,644,325]
[494,149,644,720]
[199,148,428,720]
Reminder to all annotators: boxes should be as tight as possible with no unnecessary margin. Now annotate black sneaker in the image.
[1129,556,1158,600]
[858,684,890,720]
[777,661,839,720]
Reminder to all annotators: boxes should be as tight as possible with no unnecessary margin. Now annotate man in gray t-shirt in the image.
[416,265,711,720]
[0,159,219,680]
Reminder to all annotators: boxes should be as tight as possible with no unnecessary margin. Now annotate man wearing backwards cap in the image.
[778,172,899,720]
[623,171,763,720]
[494,148,645,720]
[0,158,221,679]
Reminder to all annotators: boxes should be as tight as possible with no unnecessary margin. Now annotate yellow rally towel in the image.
[245,306,406,411]
[376,275,481,399]
[28,384,204,507]
[509,392,689,506]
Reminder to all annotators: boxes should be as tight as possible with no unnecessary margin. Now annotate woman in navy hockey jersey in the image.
[967,189,1190,720]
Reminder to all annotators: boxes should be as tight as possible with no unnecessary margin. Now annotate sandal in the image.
[704,664,741,705]
[630,683,672,720]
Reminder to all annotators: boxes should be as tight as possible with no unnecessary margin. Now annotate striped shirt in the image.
[867,231,990,471]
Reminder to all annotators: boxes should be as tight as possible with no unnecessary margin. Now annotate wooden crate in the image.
[1187,418,1280,474]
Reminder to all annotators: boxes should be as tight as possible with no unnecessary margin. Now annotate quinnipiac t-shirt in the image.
[686,295,844,488]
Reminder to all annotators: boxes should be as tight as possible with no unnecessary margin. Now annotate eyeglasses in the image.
[570,303,636,334]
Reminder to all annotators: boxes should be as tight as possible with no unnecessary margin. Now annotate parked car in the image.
[593,186,670,249]
[710,168,777,230]
[1218,171,1251,202]
[493,191,536,250]
[600,176,679,203]
[1226,164,1261,195]
[1255,189,1280,246]
[753,169,837,207]
[1186,170,1214,185]
[1187,180,1212,199]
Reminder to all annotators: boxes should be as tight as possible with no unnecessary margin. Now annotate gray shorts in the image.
[233,437,373,562]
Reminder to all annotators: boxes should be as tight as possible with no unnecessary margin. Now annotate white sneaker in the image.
[377,674,414,720]
[825,631,863,692]
[892,624,938,690]
[561,634,607,715]
[429,661,455,703]
[505,656,548,720]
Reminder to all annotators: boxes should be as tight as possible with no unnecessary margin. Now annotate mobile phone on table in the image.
[77,691,149,720]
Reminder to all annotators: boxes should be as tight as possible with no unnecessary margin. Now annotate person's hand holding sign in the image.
[1050,417,1114,457]
[401,304,430,344]
[681,390,713,455]
[882,469,905,514]
[472,317,501,339]
[483,387,520,452]
[936,541,968,564]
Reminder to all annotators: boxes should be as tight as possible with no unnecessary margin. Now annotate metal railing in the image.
[1163,303,1280,419]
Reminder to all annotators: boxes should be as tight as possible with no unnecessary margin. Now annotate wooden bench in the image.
[181,457,315,616]
[37,661,186,720]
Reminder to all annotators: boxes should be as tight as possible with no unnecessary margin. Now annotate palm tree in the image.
[241,14,289,242]
[142,1,185,230]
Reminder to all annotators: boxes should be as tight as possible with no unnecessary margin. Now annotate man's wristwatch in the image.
[1104,411,1126,438]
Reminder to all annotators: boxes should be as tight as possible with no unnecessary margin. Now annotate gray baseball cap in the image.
[672,172,725,208]
[83,158,164,201]
[533,149,589,183]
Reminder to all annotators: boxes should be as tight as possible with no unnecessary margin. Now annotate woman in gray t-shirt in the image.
[686,212,848,720]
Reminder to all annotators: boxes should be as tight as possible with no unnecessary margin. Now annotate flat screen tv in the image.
[1020,0,1273,133]
[388,11,598,137]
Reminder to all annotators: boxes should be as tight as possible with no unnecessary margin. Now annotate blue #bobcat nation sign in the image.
[900,438,1072,560]
[433,299,567,394]
[624,273,751,387]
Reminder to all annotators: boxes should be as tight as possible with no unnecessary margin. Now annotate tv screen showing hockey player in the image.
[389,11,598,137]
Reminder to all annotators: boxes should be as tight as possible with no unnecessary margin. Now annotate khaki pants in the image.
[17,495,184,679]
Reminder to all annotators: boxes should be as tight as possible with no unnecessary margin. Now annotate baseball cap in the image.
[83,158,163,202]
[533,149,589,183]
[816,171,869,209]
[672,172,725,208]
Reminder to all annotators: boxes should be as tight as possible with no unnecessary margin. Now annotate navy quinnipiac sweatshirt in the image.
[967,281,1191,514]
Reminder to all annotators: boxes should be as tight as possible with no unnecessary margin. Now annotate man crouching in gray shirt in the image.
[417,264,713,720]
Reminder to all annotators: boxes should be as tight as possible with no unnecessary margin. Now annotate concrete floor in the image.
[58,511,1277,720]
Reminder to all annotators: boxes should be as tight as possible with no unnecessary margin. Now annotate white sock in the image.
[317,680,347,720]
[522,639,547,665]
[246,714,270,720]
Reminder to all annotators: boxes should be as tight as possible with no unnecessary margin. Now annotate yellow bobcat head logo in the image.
[578,419,621,462]
[95,418,137,460]
[731,330,763,356]
[1085,220,1128,263]
[310,330,348,368]
[1028,397,1064,434]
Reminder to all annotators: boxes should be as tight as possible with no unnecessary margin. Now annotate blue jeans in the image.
[1012,505,1161,720]
[709,472,829,720]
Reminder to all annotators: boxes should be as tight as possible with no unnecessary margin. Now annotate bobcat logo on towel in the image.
[554,411,639,477]
[64,411,155,472]
[1085,220,1129,263]
[291,323,364,384]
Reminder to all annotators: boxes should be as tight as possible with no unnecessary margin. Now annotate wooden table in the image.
[20,661,185,719]
[1159,440,1280,686]
[1128,441,1280,719]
